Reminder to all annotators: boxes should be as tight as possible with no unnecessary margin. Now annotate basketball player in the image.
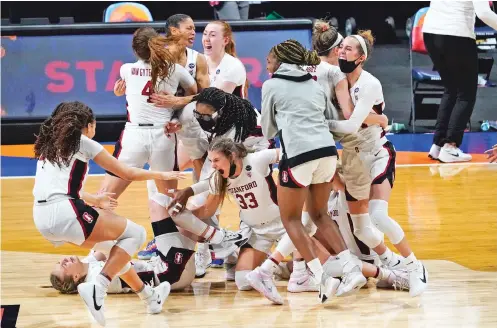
[138,14,211,261]
[100,27,197,201]
[327,30,428,297]
[147,20,248,273]
[32,101,186,326]
[165,88,269,277]
[261,39,366,303]
[311,20,404,274]
[50,215,199,295]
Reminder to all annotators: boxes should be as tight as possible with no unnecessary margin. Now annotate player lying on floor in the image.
[50,190,247,295]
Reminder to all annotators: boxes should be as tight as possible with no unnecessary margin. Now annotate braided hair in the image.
[50,272,86,294]
[271,39,321,66]
[34,101,95,167]
[193,87,258,143]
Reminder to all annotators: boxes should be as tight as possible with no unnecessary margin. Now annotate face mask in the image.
[195,111,219,133]
[219,161,238,178]
[197,118,216,132]
[339,57,361,74]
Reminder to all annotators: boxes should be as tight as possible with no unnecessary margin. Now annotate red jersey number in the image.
[235,192,259,209]
[141,81,152,103]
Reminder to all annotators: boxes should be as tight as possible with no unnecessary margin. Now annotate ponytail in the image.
[148,35,176,93]
[271,39,321,66]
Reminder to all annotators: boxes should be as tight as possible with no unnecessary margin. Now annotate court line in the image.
[1,161,494,179]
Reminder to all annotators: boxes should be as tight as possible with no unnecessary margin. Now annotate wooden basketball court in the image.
[2,163,497,327]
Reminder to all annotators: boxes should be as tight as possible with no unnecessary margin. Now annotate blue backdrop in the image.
[1,29,311,119]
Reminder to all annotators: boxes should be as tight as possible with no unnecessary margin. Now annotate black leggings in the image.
[423,33,478,147]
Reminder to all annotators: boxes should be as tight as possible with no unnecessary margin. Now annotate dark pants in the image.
[423,33,478,147]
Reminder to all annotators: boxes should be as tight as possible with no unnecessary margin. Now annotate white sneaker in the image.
[335,259,367,297]
[246,267,284,305]
[287,269,319,293]
[428,144,441,160]
[381,252,405,270]
[438,145,472,163]
[195,246,212,278]
[145,282,171,314]
[408,261,428,297]
[77,282,107,326]
[318,271,341,304]
[336,270,367,297]
[376,269,410,291]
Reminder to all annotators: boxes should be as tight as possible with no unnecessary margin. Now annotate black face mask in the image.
[219,161,237,178]
[197,118,217,132]
[339,57,361,74]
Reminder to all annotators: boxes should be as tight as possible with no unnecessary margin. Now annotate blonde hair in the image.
[312,19,340,55]
[50,272,86,294]
[356,29,375,61]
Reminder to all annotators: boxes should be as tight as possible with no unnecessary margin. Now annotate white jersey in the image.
[185,48,199,79]
[33,135,103,203]
[121,60,196,124]
[304,61,346,120]
[176,48,199,97]
[209,53,246,98]
[209,149,279,226]
[333,70,387,151]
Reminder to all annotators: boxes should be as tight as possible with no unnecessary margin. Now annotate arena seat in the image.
[103,2,153,23]
[409,7,444,130]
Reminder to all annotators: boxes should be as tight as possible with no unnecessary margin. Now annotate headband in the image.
[317,33,344,55]
[351,34,368,58]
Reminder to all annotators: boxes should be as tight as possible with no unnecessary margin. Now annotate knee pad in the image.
[235,270,253,291]
[116,220,147,256]
[369,200,405,245]
[350,213,383,249]
[150,192,172,208]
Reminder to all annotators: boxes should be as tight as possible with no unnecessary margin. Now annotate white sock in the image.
[306,258,323,283]
[404,253,418,271]
[293,260,306,273]
[377,267,391,281]
[379,248,393,263]
[337,249,352,261]
[96,273,111,290]
[136,283,154,300]
[261,258,279,274]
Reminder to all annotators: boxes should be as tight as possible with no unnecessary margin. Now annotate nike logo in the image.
[157,294,161,305]
[296,278,309,286]
[405,261,414,266]
[420,265,427,283]
[374,150,381,156]
[392,260,401,267]
[93,286,102,311]
[448,152,459,157]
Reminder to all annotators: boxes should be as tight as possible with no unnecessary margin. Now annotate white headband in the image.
[317,32,344,55]
[351,34,368,59]
[331,33,344,49]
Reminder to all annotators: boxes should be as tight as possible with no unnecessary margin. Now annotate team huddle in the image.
[33,14,428,327]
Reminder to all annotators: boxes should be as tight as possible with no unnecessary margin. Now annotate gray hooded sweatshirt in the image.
[261,63,337,168]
